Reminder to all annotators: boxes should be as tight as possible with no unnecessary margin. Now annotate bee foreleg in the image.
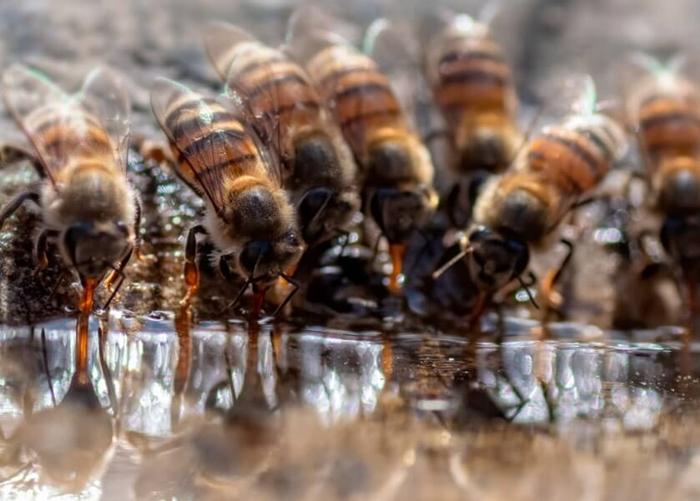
[272,272,300,317]
[540,238,575,312]
[133,195,142,259]
[181,224,208,306]
[102,245,134,310]
[33,229,58,274]
[0,191,40,229]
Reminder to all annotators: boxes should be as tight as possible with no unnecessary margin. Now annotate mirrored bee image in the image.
[434,75,627,320]
[425,8,522,227]
[150,79,304,319]
[203,22,360,252]
[288,9,439,294]
[0,64,139,314]
[624,55,700,314]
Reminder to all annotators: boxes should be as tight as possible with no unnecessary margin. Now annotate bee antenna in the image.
[432,246,470,280]
[516,274,540,310]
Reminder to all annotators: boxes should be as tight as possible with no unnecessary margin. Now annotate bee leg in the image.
[272,272,300,317]
[181,224,208,307]
[133,195,143,259]
[0,191,40,229]
[33,229,58,274]
[40,328,56,407]
[102,246,134,310]
[540,239,575,315]
[371,233,384,264]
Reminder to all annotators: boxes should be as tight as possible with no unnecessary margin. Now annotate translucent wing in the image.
[364,18,432,133]
[2,64,74,182]
[203,21,257,81]
[79,66,131,169]
[284,4,361,62]
[151,78,278,212]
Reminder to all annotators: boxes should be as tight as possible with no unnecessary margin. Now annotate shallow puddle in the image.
[1,317,699,499]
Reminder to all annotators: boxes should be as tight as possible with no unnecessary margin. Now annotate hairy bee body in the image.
[632,72,700,215]
[205,25,359,247]
[427,15,521,175]
[475,114,624,243]
[152,80,302,286]
[1,65,137,284]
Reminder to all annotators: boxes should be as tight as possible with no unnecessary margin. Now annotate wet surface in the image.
[1,317,699,499]
[3,0,700,499]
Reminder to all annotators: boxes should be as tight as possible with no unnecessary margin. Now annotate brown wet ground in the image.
[3,0,700,499]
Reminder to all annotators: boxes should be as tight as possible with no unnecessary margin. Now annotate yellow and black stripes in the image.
[162,91,266,203]
[307,45,405,156]
[638,93,700,158]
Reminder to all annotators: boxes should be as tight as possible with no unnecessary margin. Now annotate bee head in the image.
[62,220,131,279]
[238,230,303,286]
[465,225,529,291]
[370,185,437,244]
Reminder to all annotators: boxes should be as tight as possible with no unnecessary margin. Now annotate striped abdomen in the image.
[430,32,517,132]
[307,44,407,159]
[25,105,115,176]
[525,115,625,200]
[164,93,270,195]
[638,93,700,161]
[221,42,322,152]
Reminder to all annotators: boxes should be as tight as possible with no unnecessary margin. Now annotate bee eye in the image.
[285,231,301,248]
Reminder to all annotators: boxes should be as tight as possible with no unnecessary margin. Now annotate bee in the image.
[425,11,522,227]
[203,22,360,250]
[0,64,139,313]
[292,24,438,293]
[150,79,304,317]
[436,76,627,316]
[625,56,700,304]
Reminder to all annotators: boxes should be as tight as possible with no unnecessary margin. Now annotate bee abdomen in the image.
[527,128,610,196]
[164,94,261,182]
[639,95,700,155]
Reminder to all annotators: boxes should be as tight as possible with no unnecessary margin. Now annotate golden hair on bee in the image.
[150,78,303,312]
[426,10,521,175]
[203,22,359,247]
[0,64,138,312]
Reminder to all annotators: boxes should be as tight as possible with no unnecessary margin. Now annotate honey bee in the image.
[150,79,304,317]
[625,56,700,301]
[0,64,139,313]
[203,22,360,250]
[436,75,627,315]
[425,11,522,226]
[289,16,438,293]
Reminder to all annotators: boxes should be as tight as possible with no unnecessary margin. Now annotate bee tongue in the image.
[388,243,406,294]
[249,287,266,323]
[80,277,97,314]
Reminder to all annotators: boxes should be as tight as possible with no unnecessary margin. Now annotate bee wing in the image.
[284,4,361,62]
[2,64,76,182]
[364,18,433,134]
[79,66,131,170]
[203,21,257,81]
[150,78,278,212]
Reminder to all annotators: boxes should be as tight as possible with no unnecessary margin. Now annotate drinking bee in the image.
[150,79,304,318]
[435,75,627,317]
[426,10,522,227]
[203,22,359,250]
[288,13,438,293]
[0,64,139,313]
[625,55,700,310]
